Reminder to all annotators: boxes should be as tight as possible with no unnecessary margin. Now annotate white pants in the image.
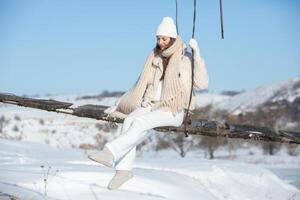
[105,106,185,171]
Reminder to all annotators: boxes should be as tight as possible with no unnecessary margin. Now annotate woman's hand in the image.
[189,38,199,51]
[104,105,120,129]
[141,100,154,108]
[189,38,201,62]
[104,105,117,114]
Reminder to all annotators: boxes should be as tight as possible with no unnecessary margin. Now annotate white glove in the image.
[104,105,117,114]
[141,100,153,108]
[189,38,201,62]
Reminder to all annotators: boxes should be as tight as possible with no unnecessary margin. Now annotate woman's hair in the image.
[154,38,176,81]
[154,38,176,56]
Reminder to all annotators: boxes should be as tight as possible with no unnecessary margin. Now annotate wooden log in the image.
[0,92,299,144]
[0,93,72,111]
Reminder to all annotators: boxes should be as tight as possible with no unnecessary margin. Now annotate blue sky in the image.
[0,0,299,96]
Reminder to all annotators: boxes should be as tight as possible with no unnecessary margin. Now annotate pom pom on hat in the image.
[156,16,177,38]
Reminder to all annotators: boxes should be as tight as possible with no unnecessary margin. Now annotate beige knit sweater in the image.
[115,36,209,116]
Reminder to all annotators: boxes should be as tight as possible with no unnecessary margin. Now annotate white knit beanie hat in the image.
[156,16,177,38]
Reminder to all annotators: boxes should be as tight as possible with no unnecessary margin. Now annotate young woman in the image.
[88,16,209,190]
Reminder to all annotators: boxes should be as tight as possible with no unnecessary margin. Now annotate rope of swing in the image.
[175,0,179,35]
[182,0,224,137]
[219,0,224,39]
[183,0,197,137]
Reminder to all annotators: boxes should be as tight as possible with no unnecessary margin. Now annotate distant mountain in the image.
[210,77,300,115]
[76,90,124,101]
[191,77,300,131]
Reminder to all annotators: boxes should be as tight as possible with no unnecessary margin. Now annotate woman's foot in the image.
[107,170,133,190]
[88,146,114,167]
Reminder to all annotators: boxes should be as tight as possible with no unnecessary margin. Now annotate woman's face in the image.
[156,35,172,50]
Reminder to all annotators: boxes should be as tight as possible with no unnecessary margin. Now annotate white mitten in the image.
[104,105,117,114]
[141,101,151,108]
[141,101,148,108]
[189,38,201,62]
[109,111,127,120]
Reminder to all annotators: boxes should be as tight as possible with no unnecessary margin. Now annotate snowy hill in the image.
[0,139,299,200]
[195,92,230,108]
[211,77,300,115]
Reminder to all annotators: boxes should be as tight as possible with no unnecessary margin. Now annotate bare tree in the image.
[196,135,226,159]
[169,133,195,158]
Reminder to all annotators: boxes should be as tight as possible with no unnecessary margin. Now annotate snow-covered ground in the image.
[0,138,299,200]
[0,100,116,149]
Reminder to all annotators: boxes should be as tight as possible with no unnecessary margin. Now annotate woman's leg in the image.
[120,107,152,134]
[88,107,151,165]
[113,107,151,170]
[105,109,185,162]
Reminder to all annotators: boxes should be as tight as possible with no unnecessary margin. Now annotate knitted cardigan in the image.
[115,36,209,116]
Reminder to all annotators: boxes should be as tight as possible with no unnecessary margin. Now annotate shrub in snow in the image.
[39,118,45,125]
[12,125,19,132]
[14,115,21,121]
[287,143,300,156]
[40,165,59,198]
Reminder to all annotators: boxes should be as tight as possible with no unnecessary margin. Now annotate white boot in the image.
[88,146,114,167]
[107,170,133,190]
